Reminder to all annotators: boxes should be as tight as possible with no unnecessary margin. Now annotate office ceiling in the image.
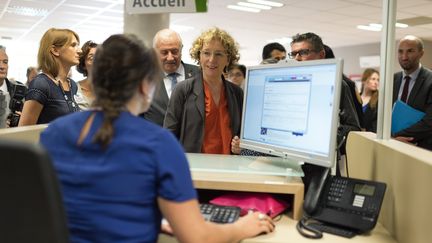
[1,0,432,68]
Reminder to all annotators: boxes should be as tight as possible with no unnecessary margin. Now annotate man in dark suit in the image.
[142,29,199,126]
[393,35,432,150]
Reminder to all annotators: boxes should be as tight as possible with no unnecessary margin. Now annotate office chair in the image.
[0,139,69,243]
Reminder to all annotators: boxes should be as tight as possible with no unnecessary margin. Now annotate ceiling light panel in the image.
[227,5,261,13]
[238,2,272,10]
[247,0,283,7]
[6,6,49,17]
[357,25,381,32]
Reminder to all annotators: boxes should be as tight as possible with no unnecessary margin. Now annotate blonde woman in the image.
[164,27,243,154]
[360,68,380,132]
[19,28,81,125]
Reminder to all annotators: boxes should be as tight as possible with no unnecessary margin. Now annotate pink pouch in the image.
[209,192,289,218]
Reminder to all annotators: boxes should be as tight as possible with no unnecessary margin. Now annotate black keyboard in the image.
[308,223,357,238]
[200,203,241,224]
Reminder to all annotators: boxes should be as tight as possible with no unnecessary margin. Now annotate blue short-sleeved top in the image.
[26,73,80,124]
[40,111,197,243]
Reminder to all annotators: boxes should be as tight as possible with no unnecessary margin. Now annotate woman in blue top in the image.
[19,28,81,126]
[40,34,274,242]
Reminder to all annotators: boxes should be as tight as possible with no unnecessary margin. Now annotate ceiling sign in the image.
[125,0,207,14]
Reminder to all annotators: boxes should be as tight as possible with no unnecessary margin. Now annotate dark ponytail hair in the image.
[91,34,160,147]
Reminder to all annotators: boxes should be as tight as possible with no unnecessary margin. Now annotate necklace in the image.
[55,76,79,112]
[43,72,80,112]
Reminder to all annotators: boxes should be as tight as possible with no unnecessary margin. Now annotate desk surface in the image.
[157,215,397,243]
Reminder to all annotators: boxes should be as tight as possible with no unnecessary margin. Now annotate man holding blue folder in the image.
[393,35,432,151]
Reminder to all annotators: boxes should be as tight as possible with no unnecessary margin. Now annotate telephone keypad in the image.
[327,178,348,203]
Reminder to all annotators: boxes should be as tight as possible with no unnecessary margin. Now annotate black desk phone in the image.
[297,168,386,239]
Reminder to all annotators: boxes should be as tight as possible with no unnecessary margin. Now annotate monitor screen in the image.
[240,59,343,168]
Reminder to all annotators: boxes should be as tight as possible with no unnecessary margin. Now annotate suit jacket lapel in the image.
[192,74,205,120]
[407,67,425,105]
[184,64,195,79]
[154,79,169,108]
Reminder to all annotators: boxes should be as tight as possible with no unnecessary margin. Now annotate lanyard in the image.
[58,79,79,112]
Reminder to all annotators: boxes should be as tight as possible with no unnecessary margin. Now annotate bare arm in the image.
[18,100,43,126]
[158,197,275,243]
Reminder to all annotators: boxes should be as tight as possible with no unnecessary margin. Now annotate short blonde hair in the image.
[190,27,239,69]
[37,28,80,78]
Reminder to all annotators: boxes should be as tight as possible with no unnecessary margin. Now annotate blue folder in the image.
[391,100,425,134]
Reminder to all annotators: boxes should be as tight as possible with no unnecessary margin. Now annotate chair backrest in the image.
[0,139,69,243]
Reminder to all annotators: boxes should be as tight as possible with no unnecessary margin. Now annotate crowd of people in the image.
[0,26,431,242]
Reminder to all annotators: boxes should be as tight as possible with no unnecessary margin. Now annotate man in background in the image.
[289,32,361,188]
[324,44,364,128]
[0,45,10,128]
[261,42,286,63]
[393,35,432,150]
[289,33,361,142]
[0,45,24,128]
[26,66,38,86]
[142,29,199,126]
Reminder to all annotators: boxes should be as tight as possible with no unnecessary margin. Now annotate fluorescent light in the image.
[369,23,382,28]
[396,23,409,28]
[247,0,284,7]
[238,2,272,10]
[357,25,381,32]
[371,23,408,28]
[6,6,49,17]
[357,22,410,32]
[227,5,261,13]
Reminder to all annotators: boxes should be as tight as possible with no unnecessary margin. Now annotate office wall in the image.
[332,39,432,76]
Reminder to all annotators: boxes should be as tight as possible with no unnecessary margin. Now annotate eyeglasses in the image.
[200,50,227,59]
[288,49,317,59]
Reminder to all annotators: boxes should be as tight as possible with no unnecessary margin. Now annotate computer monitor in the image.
[240,58,343,168]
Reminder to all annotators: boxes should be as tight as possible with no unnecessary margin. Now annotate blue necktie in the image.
[169,73,178,89]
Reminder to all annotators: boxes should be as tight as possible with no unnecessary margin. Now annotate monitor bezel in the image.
[240,58,343,168]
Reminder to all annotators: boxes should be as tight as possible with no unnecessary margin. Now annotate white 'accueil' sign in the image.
[125,0,207,14]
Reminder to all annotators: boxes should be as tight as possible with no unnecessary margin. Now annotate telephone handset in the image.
[303,167,331,215]
[297,167,386,238]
